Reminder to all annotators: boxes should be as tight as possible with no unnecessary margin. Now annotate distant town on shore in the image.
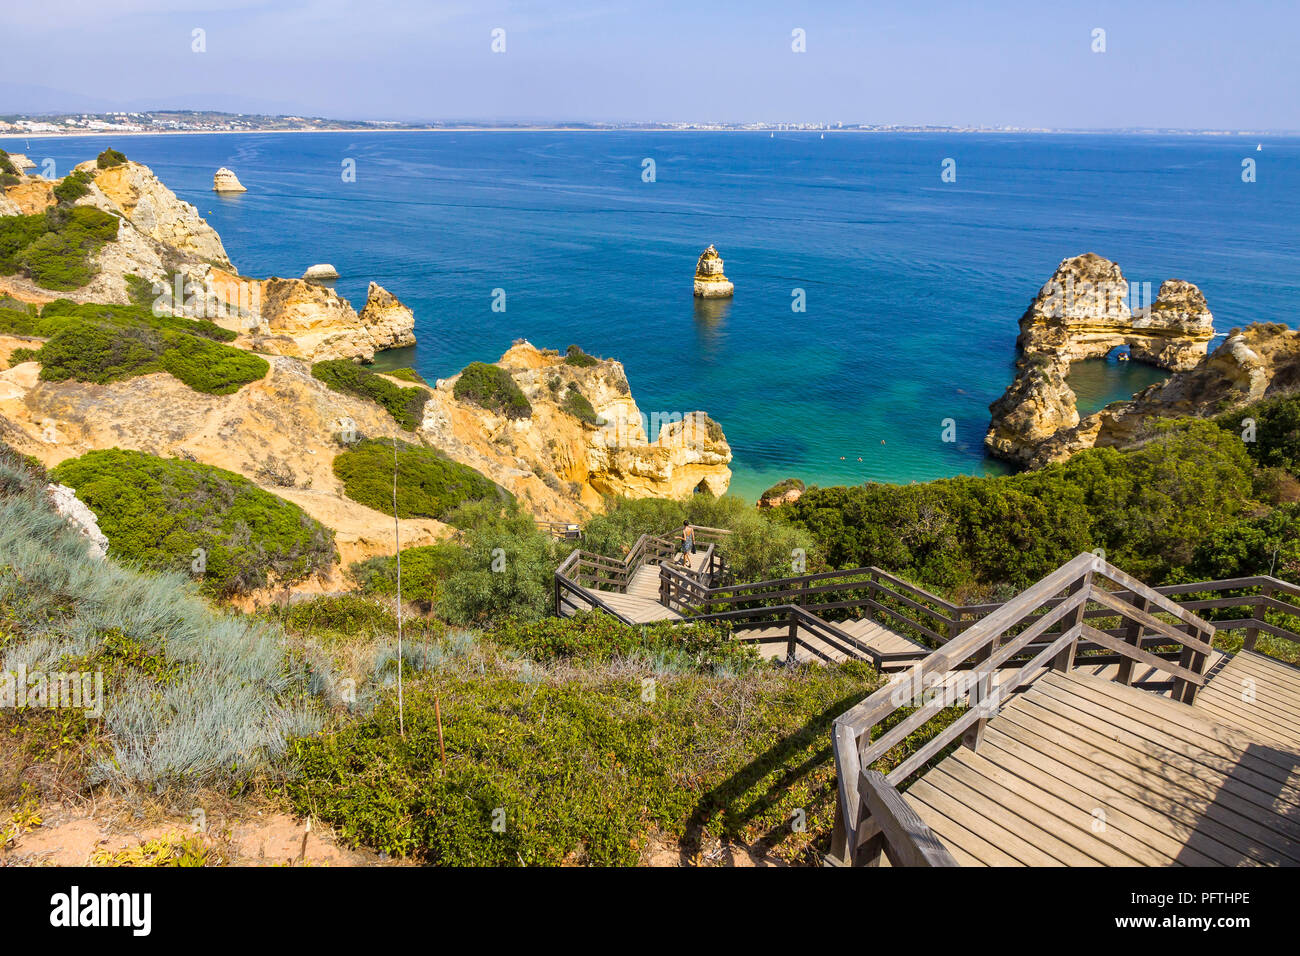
[0,109,1288,136]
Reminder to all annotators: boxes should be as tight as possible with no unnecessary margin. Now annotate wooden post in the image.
[786,611,798,662]
[1115,594,1148,686]
[1053,574,1090,673]
[962,642,992,752]
[1244,582,1271,653]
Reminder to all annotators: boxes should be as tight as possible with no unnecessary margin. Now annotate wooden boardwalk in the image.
[747,618,926,663]
[902,665,1300,866]
[558,553,710,624]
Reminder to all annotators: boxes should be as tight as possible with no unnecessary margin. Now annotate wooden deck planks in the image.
[1194,651,1300,751]
[901,669,1300,867]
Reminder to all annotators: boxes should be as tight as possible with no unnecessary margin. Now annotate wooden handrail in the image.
[828,552,1220,867]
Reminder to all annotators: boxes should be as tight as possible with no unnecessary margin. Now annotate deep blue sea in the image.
[6,131,1299,500]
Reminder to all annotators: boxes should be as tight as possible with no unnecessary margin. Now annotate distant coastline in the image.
[1,110,1293,140]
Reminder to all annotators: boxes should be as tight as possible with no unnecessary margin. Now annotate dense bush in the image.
[333,438,507,521]
[52,169,94,204]
[778,420,1257,593]
[434,504,570,625]
[0,150,15,176]
[453,361,532,419]
[311,359,429,430]
[564,344,598,368]
[96,148,127,169]
[1184,503,1300,585]
[561,384,598,425]
[287,623,878,864]
[0,206,119,290]
[350,542,467,606]
[489,613,758,672]
[14,299,265,394]
[380,366,427,385]
[51,449,336,596]
[1216,394,1300,478]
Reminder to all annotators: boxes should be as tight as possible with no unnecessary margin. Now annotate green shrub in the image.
[381,367,427,385]
[0,150,15,176]
[52,169,94,204]
[779,420,1257,594]
[264,594,399,636]
[490,613,758,672]
[287,650,878,864]
[0,173,18,188]
[564,344,598,368]
[333,438,508,520]
[1216,394,1300,478]
[434,505,571,625]
[350,542,467,605]
[25,301,265,394]
[453,361,531,419]
[0,206,119,291]
[51,449,336,596]
[311,359,429,430]
[96,148,127,169]
[561,384,598,425]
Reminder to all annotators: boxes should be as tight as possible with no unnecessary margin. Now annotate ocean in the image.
[6,130,1299,500]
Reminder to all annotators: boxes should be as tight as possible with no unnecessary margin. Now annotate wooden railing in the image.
[827,553,1219,867]
[553,525,731,622]
[657,558,1300,678]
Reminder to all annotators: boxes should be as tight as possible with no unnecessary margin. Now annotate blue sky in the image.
[3,0,1296,128]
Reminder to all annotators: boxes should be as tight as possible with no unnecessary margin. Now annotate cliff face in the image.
[2,158,416,365]
[1027,323,1300,466]
[423,342,733,514]
[82,161,233,268]
[986,254,1217,466]
[236,278,416,363]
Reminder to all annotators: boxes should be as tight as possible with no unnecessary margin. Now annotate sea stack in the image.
[693,245,734,298]
[212,167,247,192]
[302,263,341,281]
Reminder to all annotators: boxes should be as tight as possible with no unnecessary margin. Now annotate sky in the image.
[2,0,1297,129]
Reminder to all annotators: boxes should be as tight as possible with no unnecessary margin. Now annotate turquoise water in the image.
[6,131,1299,500]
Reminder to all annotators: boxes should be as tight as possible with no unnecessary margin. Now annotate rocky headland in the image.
[0,152,734,595]
[986,253,1298,468]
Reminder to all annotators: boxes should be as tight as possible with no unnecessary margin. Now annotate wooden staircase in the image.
[830,552,1300,868]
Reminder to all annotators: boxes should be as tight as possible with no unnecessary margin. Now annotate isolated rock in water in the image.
[302,263,340,281]
[46,483,108,561]
[757,478,806,509]
[358,282,417,350]
[985,253,1217,465]
[693,245,734,298]
[212,167,247,193]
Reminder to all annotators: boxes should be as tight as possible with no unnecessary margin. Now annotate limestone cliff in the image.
[693,245,734,298]
[0,356,448,581]
[80,160,233,269]
[234,277,417,363]
[2,156,415,365]
[986,254,1217,466]
[1027,323,1300,467]
[424,342,733,513]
